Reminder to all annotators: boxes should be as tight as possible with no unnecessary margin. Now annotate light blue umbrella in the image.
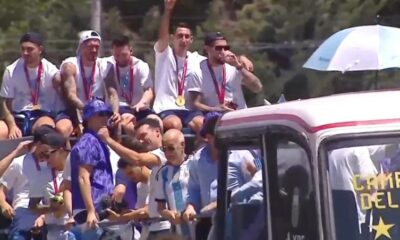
[303,25,400,72]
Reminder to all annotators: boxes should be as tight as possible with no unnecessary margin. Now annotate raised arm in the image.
[225,52,263,93]
[98,127,161,168]
[240,67,263,93]
[0,141,31,177]
[61,63,85,110]
[155,0,177,52]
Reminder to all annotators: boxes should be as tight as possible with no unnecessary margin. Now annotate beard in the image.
[215,56,225,65]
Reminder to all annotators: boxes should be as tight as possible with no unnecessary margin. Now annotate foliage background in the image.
[0,0,399,106]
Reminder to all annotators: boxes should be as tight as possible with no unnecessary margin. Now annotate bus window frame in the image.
[216,124,318,240]
[216,135,266,240]
[318,131,400,240]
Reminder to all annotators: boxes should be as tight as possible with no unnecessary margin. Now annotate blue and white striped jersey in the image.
[155,159,194,238]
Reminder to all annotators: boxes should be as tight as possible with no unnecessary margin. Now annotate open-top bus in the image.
[215,90,400,240]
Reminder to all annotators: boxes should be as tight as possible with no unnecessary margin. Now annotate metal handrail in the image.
[45,212,213,230]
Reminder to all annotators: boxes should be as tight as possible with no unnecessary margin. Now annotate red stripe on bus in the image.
[219,114,400,133]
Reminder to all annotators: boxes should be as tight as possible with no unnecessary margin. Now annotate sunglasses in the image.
[162,146,176,152]
[177,33,191,39]
[162,142,184,152]
[214,45,230,51]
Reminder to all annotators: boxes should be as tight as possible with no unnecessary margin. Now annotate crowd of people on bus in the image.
[0,0,264,239]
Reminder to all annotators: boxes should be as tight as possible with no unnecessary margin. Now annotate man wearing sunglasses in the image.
[155,129,194,239]
[154,0,255,135]
[0,125,64,239]
[188,32,263,113]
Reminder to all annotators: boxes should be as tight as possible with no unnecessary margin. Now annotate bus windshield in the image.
[326,138,400,240]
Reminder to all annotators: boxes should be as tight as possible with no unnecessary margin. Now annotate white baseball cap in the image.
[76,30,101,54]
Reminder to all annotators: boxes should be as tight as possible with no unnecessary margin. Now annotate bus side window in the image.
[273,141,317,240]
[226,147,266,240]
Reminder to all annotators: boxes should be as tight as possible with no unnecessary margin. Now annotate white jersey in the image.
[0,153,51,209]
[103,56,153,107]
[62,154,71,181]
[328,147,378,227]
[0,58,65,113]
[187,59,247,109]
[136,180,150,209]
[148,148,171,232]
[153,44,206,113]
[60,57,106,103]
[29,170,67,225]
[155,160,194,237]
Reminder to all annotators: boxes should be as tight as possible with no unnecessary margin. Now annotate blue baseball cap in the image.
[200,112,222,138]
[82,99,113,123]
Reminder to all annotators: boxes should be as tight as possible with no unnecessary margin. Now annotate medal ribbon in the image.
[32,153,41,171]
[173,51,188,97]
[24,61,43,105]
[79,58,96,101]
[207,61,226,104]
[116,58,135,105]
[51,169,59,194]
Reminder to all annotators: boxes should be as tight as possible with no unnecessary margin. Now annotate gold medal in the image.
[175,95,185,106]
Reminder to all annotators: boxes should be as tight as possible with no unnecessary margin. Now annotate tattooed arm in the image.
[104,66,119,114]
[61,63,85,110]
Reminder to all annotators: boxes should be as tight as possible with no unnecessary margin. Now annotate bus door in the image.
[266,131,320,240]
[216,127,320,240]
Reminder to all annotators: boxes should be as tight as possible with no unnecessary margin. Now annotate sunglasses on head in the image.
[214,45,230,51]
